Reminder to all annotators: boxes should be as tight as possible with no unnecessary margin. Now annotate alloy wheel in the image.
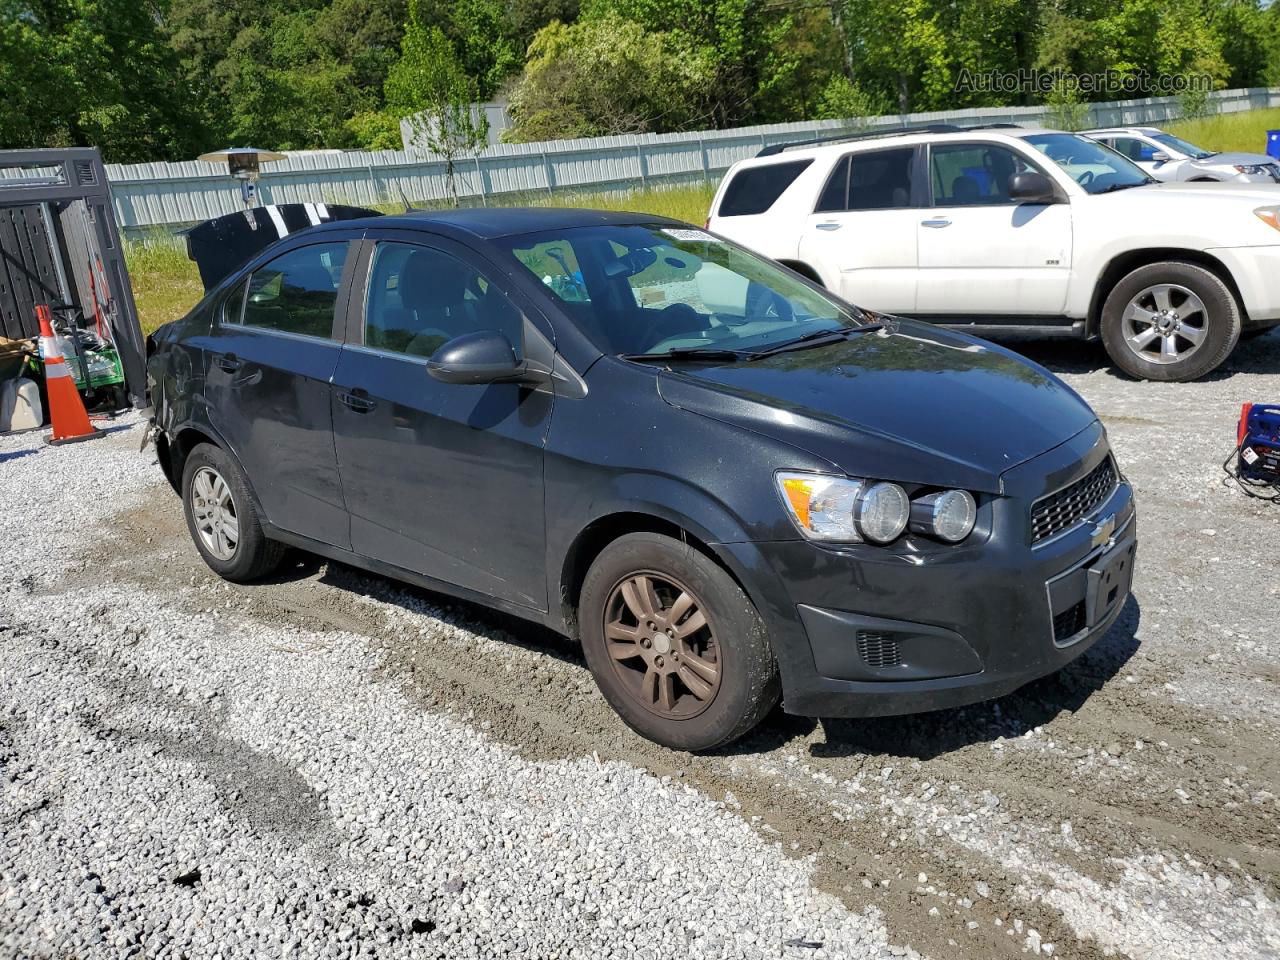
[1121,283,1209,365]
[602,571,722,720]
[190,466,240,561]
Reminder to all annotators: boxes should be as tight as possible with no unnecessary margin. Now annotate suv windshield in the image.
[502,224,870,357]
[1153,132,1215,160]
[1020,133,1153,194]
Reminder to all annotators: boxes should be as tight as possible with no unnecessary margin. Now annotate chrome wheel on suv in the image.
[1121,283,1208,365]
[1101,261,1241,382]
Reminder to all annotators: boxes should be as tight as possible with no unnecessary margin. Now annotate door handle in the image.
[215,352,242,373]
[338,389,377,413]
[921,218,952,228]
[815,221,842,231]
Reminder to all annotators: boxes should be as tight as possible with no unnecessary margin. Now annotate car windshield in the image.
[1021,133,1153,193]
[501,224,870,357]
[1153,132,1215,160]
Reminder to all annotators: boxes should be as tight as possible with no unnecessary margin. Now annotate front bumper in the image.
[1206,244,1280,324]
[721,422,1138,718]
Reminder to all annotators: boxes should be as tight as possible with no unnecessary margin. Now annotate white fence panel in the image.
[105,87,1280,232]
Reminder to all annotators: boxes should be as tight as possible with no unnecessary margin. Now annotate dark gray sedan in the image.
[147,207,1136,750]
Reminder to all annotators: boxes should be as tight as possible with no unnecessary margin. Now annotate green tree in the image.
[0,0,205,162]
[505,13,714,141]
[386,1,489,204]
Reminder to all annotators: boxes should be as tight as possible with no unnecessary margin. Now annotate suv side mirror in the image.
[1008,171,1059,204]
[427,330,548,385]
[1150,151,1170,164]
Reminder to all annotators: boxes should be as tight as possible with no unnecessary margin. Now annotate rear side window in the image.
[717,159,813,216]
[238,242,349,339]
[816,148,917,212]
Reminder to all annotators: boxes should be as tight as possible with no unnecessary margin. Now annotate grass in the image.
[1165,107,1280,154]
[126,181,718,333]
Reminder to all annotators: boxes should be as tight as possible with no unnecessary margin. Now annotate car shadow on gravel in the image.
[799,596,1143,762]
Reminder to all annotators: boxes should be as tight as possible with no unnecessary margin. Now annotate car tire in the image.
[181,443,285,582]
[1099,261,1241,382]
[578,532,779,751]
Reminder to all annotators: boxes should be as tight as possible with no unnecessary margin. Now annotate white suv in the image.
[707,123,1280,381]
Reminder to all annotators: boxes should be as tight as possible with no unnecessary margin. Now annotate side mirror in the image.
[426,330,547,385]
[1008,171,1059,204]
[1151,151,1170,164]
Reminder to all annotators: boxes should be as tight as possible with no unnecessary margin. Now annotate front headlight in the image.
[910,489,977,542]
[1236,164,1269,175]
[775,473,909,543]
[1255,206,1280,232]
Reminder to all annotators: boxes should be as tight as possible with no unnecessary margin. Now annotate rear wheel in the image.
[181,443,284,582]
[1099,261,1240,382]
[579,533,779,751]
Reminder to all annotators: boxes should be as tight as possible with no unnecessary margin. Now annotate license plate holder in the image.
[1085,536,1134,628]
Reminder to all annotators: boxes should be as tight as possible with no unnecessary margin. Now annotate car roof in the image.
[742,126,1066,165]
[1083,126,1162,136]
[330,206,684,240]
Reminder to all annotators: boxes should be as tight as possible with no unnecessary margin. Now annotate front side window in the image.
[1110,137,1159,162]
[364,242,524,358]
[1021,133,1152,194]
[930,144,1043,206]
[505,224,870,357]
[239,242,349,338]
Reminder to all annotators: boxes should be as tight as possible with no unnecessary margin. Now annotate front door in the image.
[330,234,553,611]
[915,142,1073,318]
[797,145,921,313]
[203,238,355,547]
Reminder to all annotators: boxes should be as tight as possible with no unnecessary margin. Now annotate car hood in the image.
[655,321,1097,494]
[1189,151,1277,168]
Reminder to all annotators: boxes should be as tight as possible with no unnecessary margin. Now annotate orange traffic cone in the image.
[36,304,102,446]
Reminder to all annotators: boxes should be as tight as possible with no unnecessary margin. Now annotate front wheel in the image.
[578,533,779,751]
[1099,261,1241,382]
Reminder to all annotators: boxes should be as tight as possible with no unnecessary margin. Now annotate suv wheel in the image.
[578,533,779,751]
[181,443,285,582]
[1100,261,1241,382]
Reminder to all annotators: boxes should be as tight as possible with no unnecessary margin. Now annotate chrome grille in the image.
[1031,457,1117,544]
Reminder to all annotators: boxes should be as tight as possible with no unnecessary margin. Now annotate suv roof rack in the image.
[756,121,1025,157]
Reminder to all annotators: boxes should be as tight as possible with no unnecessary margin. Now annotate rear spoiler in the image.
[184,203,382,291]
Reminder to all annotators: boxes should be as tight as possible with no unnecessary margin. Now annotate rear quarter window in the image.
[717,159,813,216]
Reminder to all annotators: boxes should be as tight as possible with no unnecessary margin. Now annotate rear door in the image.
[914,141,1073,319]
[203,237,357,547]
[330,232,553,611]
[796,146,921,313]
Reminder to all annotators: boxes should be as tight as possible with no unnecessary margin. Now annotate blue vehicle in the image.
[147,206,1136,750]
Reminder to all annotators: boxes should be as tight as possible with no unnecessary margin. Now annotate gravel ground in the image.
[2,333,1280,959]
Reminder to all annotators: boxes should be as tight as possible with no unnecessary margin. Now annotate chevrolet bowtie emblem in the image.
[1090,514,1116,550]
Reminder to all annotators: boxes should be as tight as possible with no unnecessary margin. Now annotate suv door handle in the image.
[338,389,377,413]
[815,221,842,231]
[215,352,242,373]
[921,218,952,228]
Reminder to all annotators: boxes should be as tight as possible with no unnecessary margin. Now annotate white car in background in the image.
[1084,126,1280,184]
[707,123,1280,381]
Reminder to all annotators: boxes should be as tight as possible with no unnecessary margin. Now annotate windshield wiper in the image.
[750,323,883,358]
